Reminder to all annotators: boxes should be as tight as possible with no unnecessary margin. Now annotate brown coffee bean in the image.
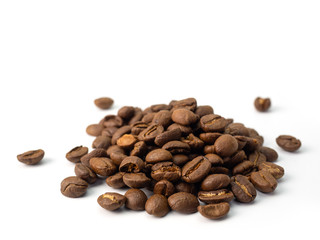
[276,135,301,152]
[181,133,204,151]
[168,192,199,214]
[152,110,172,128]
[210,167,230,175]
[250,170,278,193]
[171,108,199,126]
[259,146,278,162]
[205,154,223,166]
[130,141,148,157]
[198,189,234,204]
[225,123,249,136]
[111,125,132,145]
[232,161,254,176]
[118,106,135,119]
[172,154,189,166]
[231,175,256,203]
[105,172,126,188]
[145,194,170,217]
[109,152,127,166]
[92,136,111,149]
[116,134,138,149]
[249,151,267,167]
[86,124,103,136]
[137,124,164,143]
[123,173,151,188]
[182,156,211,183]
[124,189,148,211]
[66,146,88,163]
[223,150,247,168]
[175,181,197,195]
[153,179,175,197]
[106,145,125,156]
[203,145,215,154]
[146,149,172,164]
[258,162,284,179]
[101,115,123,128]
[154,128,182,147]
[119,156,145,173]
[80,148,107,167]
[200,174,231,191]
[167,123,192,136]
[74,163,97,184]
[131,121,149,135]
[199,132,222,144]
[200,114,228,132]
[198,202,230,220]
[101,127,118,138]
[60,176,88,198]
[17,149,45,165]
[151,104,172,112]
[94,97,114,109]
[214,134,238,157]
[128,108,143,125]
[151,162,181,182]
[97,192,126,211]
[142,112,156,123]
[243,137,262,153]
[171,97,197,111]
[162,140,191,154]
[195,105,214,117]
[254,97,271,112]
[89,157,117,177]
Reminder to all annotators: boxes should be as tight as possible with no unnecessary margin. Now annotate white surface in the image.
[1,1,320,239]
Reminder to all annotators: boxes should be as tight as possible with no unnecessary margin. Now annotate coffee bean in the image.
[151,162,181,182]
[162,140,191,154]
[109,152,127,166]
[254,97,271,112]
[60,176,88,198]
[153,179,175,197]
[130,141,148,157]
[142,112,156,123]
[111,125,132,145]
[276,135,301,152]
[66,146,88,163]
[145,194,170,217]
[152,110,172,128]
[151,104,171,112]
[249,151,267,167]
[171,97,197,112]
[204,154,223,166]
[223,150,247,169]
[200,114,227,132]
[119,156,145,173]
[89,157,117,177]
[198,202,230,220]
[146,149,172,164]
[118,106,135,119]
[128,107,143,125]
[195,105,214,117]
[172,154,189,166]
[203,145,215,154]
[200,174,230,191]
[101,127,118,138]
[154,128,182,147]
[137,124,164,143]
[80,148,107,168]
[97,192,126,211]
[100,115,123,128]
[74,163,97,184]
[175,181,198,195]
[123,173,151,188]
[250,170,278,193]
[210,167,230,175]
[131,121,148,135]
[232,161,254,176]
[243,137,262,153]
[231,175,256,203]
[181,133,204,151]
[182,156,211,183]
[171,108,199,126]
[225,123,249,136]
[116,134,138,149]
[17,149,45,165]
[86,124,103,136]
[168,192,199,214]
[199,132,222,144]
[258,162,284,179]
[259,146,278,162]
[214,134,238,157]
[92,136,111,149]
[124,189,148,211]
[106,145,125,156]
[106,172,126,188]
[167,123,192,136]
[198,189,234,204]
[94,97,114,109]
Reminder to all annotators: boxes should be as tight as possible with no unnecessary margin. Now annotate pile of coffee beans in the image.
[57,97,301,220]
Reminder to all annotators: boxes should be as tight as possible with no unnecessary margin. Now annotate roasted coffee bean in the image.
[80,148,107,167]
[276,135,301,152]
[223,150,247,168]
[154,128,182,146]
[171,97,197,111]
[203,145,215,154]
[142,112,156,123]
[201,174,230,191]
[124,189,148,211]
[254,97,271,112]
[118,106,135,119]
[168,192,199,214]
[94,97,114,109]
[151,104,171,112]
[225,123,249,136]
[210,167,230,175]
[66,146,88,163]
[152,110,172,128]
[234,136,248,150]
[106,145,125,156]
[198,189,234,204]
[195,105,214,117]
[74,163,97,184]
[123,173,151,188]
[106,172,126,188]
[258,162,284,179]
[250,170,277,193]
[182,156,211,183]
[199,132,222,144]
[243,137,262,153]
[231,175,256,203]
[249,151,267,167]
[214,134,238,157]
[153,179,175,197]
[116,134,137,149]
[130,141,148,157]
[111,125,132,145]
[151,162,181,182]
[138,124,164,143]
[232,161,254,176]
[167,123,192,136]
[198,202,230,220]
[181,133,204,151]
[259,146,278,162]
[97,192,126,211]
[204,154,223,166]
[101,126,118,138]
[171,108,199,126]
[109,152,127,166]
[60,176,88,198]
[200,114,227,132]
[128,108,143,125]
[146,149,172,164]
[175,181,197,195]
[92,136,111,149]
[89,157,117,177]
[17,149,45,165]
[131,121,148,135]
[172,154,189,166]
[162,140,191,154]
[119,156,145,173]
[145,194,170,217]
[101,115,123,128]
[86,124,103,136]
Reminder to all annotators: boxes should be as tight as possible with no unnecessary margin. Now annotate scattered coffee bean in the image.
[97,192,126,211]
[181,156,211,183]
[168,192,199,214]
[231,175,256,203]
[60,176,88,198]
[17,149,45,165]
[94,97,114,110]
[198,189,234,204]
[153,179,175,197]
[258,162,284,179]
[125,189,148,211]
[200,174,230,191]
[86,124,104,136]
[250,170,278,193]
[66,146,88,163]
[198,202,230,219]
[89,157,117,177]
[145,194,170,217]
[259,146,278,162]
[74,163,97,184]
[106,172,126,188]
[276,135,301,152]
[254,97,271,112]
[123,173,151,188]
[214,134,238,157]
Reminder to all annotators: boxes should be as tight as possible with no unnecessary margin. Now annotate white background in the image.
[1,1,320,239]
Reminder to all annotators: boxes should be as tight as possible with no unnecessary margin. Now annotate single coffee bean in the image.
[60,176,88,198]
[66,146,88,163]
[74,163,97,184]
[167,123,192,136]
[124,189,148,211]
[101,126,118,138]
[198,189,234,204]
[249,151,267,167]
[214,134,238,157]
[106,145,125,156]
[97,192,126,211]
[223,150,247,169]
[198,202,230,220]
[199,132,222,144]
[224,123,249,136]
[181,133,204,151]
[119,156,145,173]
[250,170,278,193]
[110,152,127,166]
[142,112,156,123]
[151,162,181,182]
[258,162,284,179]
[200,114,228,132]
[276,135,301,152]
[101,115,123,128]
[182,156,211,183]
[17,149,45,165]
[171,108,199,126]
[128,107,143,125]
[116,134,137,149]
[131,121,149,135]
[80,148,107,167]
[130,141,148,157]
[94,97,114,109]
[172,154,189,166]
[137,124,164,143]
[171,97,197,111]
[146,149,172,164]
[203,145,215,154]
[111,125,132,145]
[232,161,254,176]
[106,172,126,188]
[231,175,256,203]
[118,106,135,119]
[153,179,175,197]
[259,146,278,162]
[89,157,117,177]
[175,181,198,195]
[152,110,172,128]
[195,105,214,117]
[145,194,170,217]
[210,167,230,175]
[200,174,231,191]
[254,97,271,112]
[162,140,191,154]
[92,136,111,149]
[243,137,262,153]
[168,192,199,214]
[234,136,248,150]
[154,128,182,147]
[151,104,171,112]
[204,154,223,166]
[122,173,151,188]
[86,124,103,136]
